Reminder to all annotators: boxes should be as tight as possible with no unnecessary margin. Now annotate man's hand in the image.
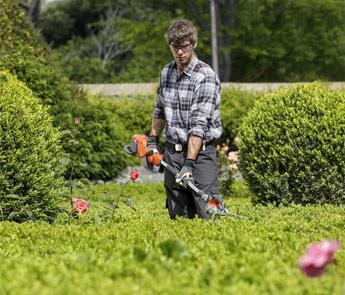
[176,159,195,188]
[147,135,159,150]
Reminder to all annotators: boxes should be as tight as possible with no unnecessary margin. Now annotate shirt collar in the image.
[172,55,198,77]
[183,55,198,76]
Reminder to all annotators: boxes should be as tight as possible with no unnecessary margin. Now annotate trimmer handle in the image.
[159,160,179,176]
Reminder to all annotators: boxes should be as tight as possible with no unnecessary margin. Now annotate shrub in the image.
[0,70,65,222]
[3,183,345,294]
[0,0,79,108]
[221,88,259,146]
[55,98,129,180]
[239,83,345,205]
[110,95,155,137]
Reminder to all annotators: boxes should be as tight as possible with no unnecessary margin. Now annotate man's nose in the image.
[177,48,184,54]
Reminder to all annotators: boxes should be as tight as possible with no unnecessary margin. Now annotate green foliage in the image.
[55,98,129,180]
[40,0,207,83]
[0,70,65,222]
[231,0,345,81]
[0,0,78,107]
[114,21,172,83]
[110,95,155,137]
[221,88,259,144]
[41,0,345,82]
[1,182,345,293]
[52,40,117,83]
[41,0,100,47]
[240,83,345,205]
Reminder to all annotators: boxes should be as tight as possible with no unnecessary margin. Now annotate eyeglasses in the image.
[170,43,193,52]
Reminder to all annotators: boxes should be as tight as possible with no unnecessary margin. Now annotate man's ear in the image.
[193,42,197,49]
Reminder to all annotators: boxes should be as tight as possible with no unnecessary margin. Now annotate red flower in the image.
[74,118,81,125]
[71,197,88,213]
[298,240,340,277]
[130,170,139,181]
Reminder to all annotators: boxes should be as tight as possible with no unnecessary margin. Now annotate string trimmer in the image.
[124,134,244,219]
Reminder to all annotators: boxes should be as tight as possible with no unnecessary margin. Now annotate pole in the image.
[210,0,219,76]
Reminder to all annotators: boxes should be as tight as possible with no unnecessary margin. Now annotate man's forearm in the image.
[187,135,203,160]
[150,117,165,136]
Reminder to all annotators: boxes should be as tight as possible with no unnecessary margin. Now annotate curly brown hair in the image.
[165,19,198,45]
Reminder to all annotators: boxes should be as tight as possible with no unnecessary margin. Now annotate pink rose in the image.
[298,240,340,277]
[71,197,88,213]
[130,170,139,181]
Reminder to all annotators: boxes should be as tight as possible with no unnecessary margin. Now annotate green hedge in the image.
[240,83,345,205]
[0,0,80,108]
[109,95,155,137]
[221,88,259,145]
[1,183,345,293]
[0,70,65,222]
[55,98,129,180]
[107,89,258,146]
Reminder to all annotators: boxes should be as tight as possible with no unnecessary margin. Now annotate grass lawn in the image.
[1,181,344,294]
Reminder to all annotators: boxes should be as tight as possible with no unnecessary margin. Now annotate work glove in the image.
[176,159,195,188]
[147,135,159,150]
[145,135,161,172]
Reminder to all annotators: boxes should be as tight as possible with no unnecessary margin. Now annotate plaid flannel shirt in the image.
[153,56,222,144]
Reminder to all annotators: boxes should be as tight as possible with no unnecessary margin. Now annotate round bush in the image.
[240,83,345,205]
[0,70,65,222]
[0,0,78,108]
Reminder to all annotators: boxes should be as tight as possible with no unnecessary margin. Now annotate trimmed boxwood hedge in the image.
[240,83,345,205]
[0,70,65,222]
[0,0,80,108]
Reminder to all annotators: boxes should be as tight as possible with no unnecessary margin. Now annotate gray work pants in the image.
[164,144,220,220]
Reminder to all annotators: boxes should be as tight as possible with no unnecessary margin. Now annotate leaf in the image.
[122,197,136,210]
[60,130,72,136]
[94,214,102,225]
[68,139,79,145]
[76,162,88,168]
[0,204,4,221]
[25,210,33,218]
[79,178,90,186]
[6,194,20,199]
[158,239,188,260]
[8,211,19,220]
[60,157,71,166]
[106,203,117,210]
[58,207,70,214]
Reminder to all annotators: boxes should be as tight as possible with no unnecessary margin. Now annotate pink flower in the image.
[130,170,139,181]
[71,197,88,213]
[74,118,81,125]
[298,240,340,277]
[227,151,240,164]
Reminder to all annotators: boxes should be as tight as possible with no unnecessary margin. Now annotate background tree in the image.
[39,0,345,82]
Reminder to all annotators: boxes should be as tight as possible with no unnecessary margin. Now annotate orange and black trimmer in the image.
[124,134,244,218]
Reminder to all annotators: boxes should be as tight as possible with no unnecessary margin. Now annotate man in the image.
[148,19,222,220]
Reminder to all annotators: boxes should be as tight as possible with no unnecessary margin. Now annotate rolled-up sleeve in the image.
[153,78,165,119]
[189,74,218,138]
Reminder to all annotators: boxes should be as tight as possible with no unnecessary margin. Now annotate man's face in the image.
[169,40,195,68]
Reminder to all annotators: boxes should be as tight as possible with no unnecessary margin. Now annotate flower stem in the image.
[112,180,130,217]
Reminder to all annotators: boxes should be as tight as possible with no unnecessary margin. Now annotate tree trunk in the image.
[210,0,219,76]
[218,0,237,81]
[186,0,207,31]
[28,0,41,27]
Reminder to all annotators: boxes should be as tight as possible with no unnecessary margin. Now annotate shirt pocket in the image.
[163,87,178,126]
[177,86,193,128]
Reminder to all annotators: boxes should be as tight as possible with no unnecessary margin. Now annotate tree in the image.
[39,0,345,82]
